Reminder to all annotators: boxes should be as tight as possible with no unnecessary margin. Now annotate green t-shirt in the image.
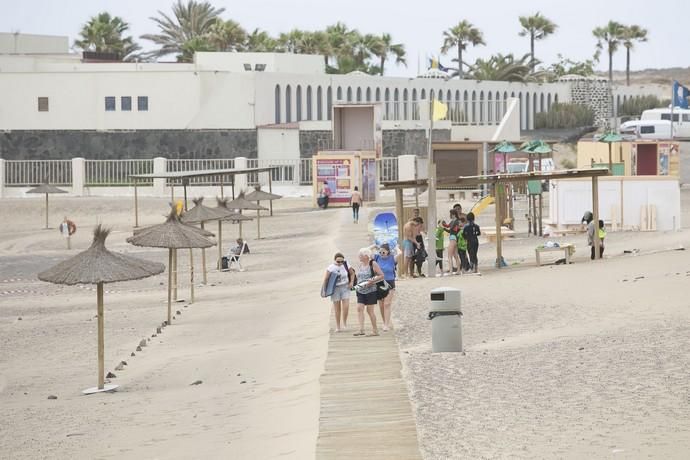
[434,226,445,250]
[457,229,468,251]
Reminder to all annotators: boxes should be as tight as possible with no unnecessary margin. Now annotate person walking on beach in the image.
[402,219,420,278]
[444,209,462,275]
[374,243,396,331]
[354,248,384,336]
[463,212,481,273]
[322,252,354,332]
[350,186,363,223]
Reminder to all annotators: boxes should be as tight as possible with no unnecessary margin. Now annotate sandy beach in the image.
[1,188,690,459]
[0,196,335,459]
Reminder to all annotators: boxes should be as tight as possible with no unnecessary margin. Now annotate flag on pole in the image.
[673,81,689,109]
[432,100,448,121]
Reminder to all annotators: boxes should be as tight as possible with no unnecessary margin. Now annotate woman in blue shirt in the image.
[374,243,396,332]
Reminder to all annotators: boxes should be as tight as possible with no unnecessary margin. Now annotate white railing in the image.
[4,160,72,186]
[380,99,506,125]
[85,159,153,186]
[379,157,399,182]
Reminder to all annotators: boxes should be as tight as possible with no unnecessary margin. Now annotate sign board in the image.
[314,158,352,205]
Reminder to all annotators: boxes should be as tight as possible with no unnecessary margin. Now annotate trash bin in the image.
[428,287,462,352]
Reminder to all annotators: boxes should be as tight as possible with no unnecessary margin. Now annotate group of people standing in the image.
[322,245,397,337]
[402,204,481,277]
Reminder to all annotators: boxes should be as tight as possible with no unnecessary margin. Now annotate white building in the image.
[0,32,668,162]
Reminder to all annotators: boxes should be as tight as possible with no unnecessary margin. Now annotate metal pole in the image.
[426,96,437,277]
[395,188,405,277]
[167,249,173,324]
[201,221,207,284]
[45,193,49,229]
[592,176,601,260]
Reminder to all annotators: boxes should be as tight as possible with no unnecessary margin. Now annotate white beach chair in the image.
[227,241,249,272]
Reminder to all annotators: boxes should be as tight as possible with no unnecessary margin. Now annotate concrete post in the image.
[235,157,248,194]
[72,157,85,196]
[0,158,4,198]
[153,157,167,196]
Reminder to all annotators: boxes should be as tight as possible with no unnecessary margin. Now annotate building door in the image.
[636,144,658,175]
[361,158,377,201]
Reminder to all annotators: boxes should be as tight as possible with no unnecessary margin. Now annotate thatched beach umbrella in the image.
[181,197,222,284]
[38,225,164,394]
[225,193,267,239]
[127,210,214,324]
[245,187,282,239]
[26,182,67,229]
[213,197,253,269]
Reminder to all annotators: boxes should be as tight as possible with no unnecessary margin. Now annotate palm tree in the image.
[621,25,648,86]
[141,0,225,60]
[325,22,358,71]
[244,29,279,52]
[440,21,485,79]
[370,33,406,76]
[208,19,246,52]
[74,12,141,61]
[468,53,535,82]
[518,12,557,71]
[278,29,305,53]
[593,21,625,83]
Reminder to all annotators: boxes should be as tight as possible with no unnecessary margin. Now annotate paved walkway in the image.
[316,207,421,460]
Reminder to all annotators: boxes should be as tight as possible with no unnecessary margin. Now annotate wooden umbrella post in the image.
[201,221,207,284]
[495,182,504,269]
[172,249,178,301]
[395,188,405,277]
[134,181,139,228]
[189,248,195,304]
[268,174,274,216]
[167,249,173,324]
[97,282,105,390]
[257,204,261,239]
[217,220,223,270]
[45,193,49,229]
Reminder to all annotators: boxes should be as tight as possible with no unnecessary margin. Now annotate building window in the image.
[306,86,313,121]
[137,96,148,111]
[105,96,116,111]
[316,86,323,121]
[285,85,292,123]
[275,85,282,123]
[296,85,302,121]
[121,96,132,111]
[37,97,49,112]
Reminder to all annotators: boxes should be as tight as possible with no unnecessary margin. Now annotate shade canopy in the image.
[127,209,216,249]
[245,189,282,202]
[180,197,223,224]
[520,140,553,154]
[213,197,255,220]
[598,132,624,143]
[133,222,215,238]
[38,225,165,285]
[491,141,517,153]
[225,195,268,211]
[26,183,68,194]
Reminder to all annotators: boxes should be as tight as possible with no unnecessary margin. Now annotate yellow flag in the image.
[432,100,448,121]
[175,200,184,216]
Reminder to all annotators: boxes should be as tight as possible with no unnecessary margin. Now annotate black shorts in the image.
[385,280,396,289]
[356,291,378,306]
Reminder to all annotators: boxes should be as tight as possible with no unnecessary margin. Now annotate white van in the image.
[619,119,672,139]
[639,107,690,138]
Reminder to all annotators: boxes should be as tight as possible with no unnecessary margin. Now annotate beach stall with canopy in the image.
[127,210,215,323]
[598,131,625,174]
[38,225,165,394]
[26,182,68,229]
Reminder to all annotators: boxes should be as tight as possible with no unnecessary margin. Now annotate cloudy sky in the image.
[1,0,687,76]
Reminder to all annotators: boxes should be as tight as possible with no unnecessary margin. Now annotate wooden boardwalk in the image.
[316,207,421,459]
[316,327,422,459]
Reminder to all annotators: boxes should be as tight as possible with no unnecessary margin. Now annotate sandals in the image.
[353,331,365,336]
[367,331,380,337]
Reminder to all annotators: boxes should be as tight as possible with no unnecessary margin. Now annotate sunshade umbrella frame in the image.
[26,182,68,230]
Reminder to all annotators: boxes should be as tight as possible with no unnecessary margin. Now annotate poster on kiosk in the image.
[313,153,378,208]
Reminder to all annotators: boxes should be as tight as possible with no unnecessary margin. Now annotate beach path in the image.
[316,207,421,459]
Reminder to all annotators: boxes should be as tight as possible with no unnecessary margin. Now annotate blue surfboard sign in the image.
[373,211,399,250]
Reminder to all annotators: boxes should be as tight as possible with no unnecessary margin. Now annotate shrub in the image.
[535,102,595,129]
[617,95,670,117]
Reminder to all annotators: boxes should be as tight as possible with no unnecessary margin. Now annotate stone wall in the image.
[0,129,257,160]
[562,76,613,128]
[298,130,331,158]
[382,129,450,157]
